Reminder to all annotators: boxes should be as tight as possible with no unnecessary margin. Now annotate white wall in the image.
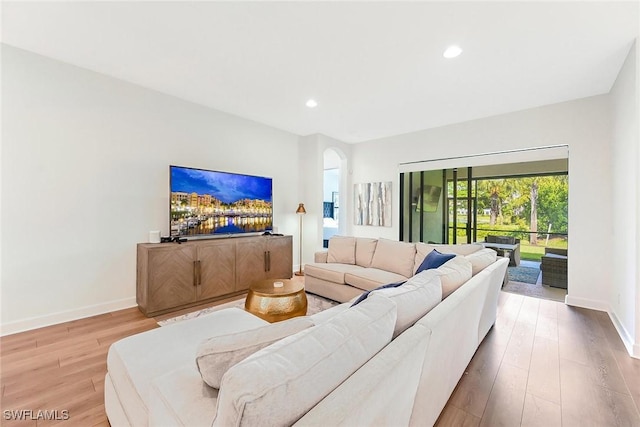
[610,40,640,357]
[1,45,301,334]
[351,95,613,311]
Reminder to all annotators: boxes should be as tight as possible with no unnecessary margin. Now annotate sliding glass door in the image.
[401,167,475,244]
[401,161,569,254]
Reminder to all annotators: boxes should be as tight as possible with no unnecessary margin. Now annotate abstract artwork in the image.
[354,181,392,227]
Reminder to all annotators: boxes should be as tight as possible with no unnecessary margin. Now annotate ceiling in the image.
[2,1,638,143]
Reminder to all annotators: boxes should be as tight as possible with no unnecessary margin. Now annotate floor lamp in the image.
[295,203,306,276]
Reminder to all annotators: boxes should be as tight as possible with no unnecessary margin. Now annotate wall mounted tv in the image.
[170,165,273,238]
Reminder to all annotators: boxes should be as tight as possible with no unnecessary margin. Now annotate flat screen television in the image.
[170,165,273,237]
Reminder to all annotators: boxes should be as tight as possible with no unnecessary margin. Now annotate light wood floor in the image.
[1,290,639,426]
[436,292,640,427]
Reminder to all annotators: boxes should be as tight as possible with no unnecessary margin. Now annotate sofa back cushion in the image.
[212,294,397,427]
[415,249,456,274]
[371,238,416,278]
[436,256,473,298]
[465,248,497,276]
[374,270,442,338]
[195,316,315,389]
[414,243,481,273]
[327,236,356,264]
[355,238,378,267]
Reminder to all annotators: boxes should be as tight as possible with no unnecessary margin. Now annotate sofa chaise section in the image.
[106,295,398,426]
[105,308,268,427]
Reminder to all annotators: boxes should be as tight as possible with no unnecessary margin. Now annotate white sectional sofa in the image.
[105,237,508,426]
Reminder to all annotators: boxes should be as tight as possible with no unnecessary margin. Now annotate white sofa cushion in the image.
[212,294,397,427]
[304,263,364,284]
[433,243,482,256]
[355,238,378,267]
[371,238,416,278]
[309,302,351,324]
[106,308,267,427]
[148,366,219,427]
[465,248,497,276]
[196,316,315,389]
[345,268,408,291]
[436,256,473,298]
[374,270,442,338]
[327,236,356,264]
[414,243,481,273]
[295,323,432,427]
[415,249,456,274]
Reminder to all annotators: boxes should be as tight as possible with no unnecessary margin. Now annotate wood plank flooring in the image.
[437,292,640,427]
[1,290,639,426]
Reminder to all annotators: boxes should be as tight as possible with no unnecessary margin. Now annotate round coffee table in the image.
[245,279,307,323]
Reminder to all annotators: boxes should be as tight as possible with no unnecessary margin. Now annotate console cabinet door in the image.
[266,236,293,279]
[137,235,294,317]
[235,238,267,291]
[142,245,197,314]
[196,240,236,300]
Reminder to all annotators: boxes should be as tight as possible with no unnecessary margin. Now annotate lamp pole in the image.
[295,203,306,276]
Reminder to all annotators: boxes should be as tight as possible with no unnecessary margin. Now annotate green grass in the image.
[520,242,545,261]
[448,222,568,261]
[520,238,568,261]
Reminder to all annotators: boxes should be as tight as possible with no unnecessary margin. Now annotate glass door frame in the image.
[400,167,477,244]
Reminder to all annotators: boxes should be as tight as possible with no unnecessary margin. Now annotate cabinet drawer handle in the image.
[193,261,198,287]
[197,260,202,286]
[193,260,202,286]
[267,251,271,271]
[264,251,268,272]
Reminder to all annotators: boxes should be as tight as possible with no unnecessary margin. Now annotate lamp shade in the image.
[296,203,306,215]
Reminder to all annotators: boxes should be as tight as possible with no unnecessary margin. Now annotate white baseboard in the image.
[608,310,640,359]
[0,297,137,337]
[564,295,639,359]
[564,295,610,312]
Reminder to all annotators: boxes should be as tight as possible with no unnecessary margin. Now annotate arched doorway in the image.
[323,148,347,247]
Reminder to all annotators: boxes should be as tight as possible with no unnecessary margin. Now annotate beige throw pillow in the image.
[196,316,314,389]
[328,236,356,265]
[370,238,416,278]
[436,256,473,298]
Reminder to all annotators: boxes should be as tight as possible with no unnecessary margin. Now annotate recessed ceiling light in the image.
[305,99,318,108]
[443,45,463,59]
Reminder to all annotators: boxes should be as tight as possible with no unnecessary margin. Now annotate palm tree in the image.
[476,180,504,226]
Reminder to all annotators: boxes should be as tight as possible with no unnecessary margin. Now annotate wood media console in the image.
[136,235,293,316]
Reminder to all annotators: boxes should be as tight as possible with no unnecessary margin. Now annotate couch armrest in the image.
[314,251,329,263]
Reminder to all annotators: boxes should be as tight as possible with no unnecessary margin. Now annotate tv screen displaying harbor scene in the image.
[170,166,273,237]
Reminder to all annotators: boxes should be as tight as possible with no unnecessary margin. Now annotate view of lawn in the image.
[451,213,568,262]
[435,175,568,257]
[520,238,568,261]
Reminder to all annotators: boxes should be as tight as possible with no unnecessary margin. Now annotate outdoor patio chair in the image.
[485,235,521,266]
[541,247,568,288]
